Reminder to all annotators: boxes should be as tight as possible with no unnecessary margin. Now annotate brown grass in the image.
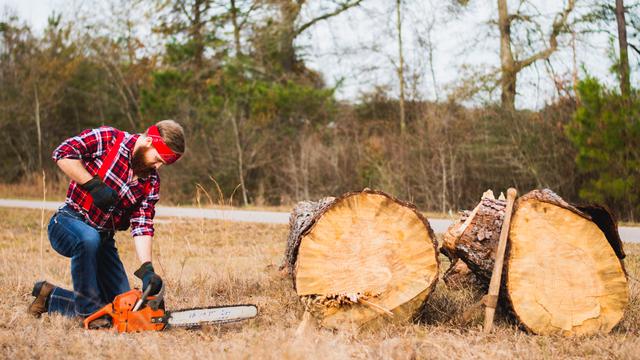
[1,207,639,359]
[0,175,68,202]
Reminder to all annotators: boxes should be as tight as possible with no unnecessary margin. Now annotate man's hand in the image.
[134,261,163,295]
[81,176,118,211]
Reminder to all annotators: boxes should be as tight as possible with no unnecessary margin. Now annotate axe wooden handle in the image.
[483,187,517,333]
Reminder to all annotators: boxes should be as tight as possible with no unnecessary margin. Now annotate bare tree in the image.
[34,85,42,170]
[229,0,248,205]
[226,0,261,205]
[615,0,630,96]
[496,0,576,109]
[264,0,365,73]
[396,0,406,133]
[230,0,243,55]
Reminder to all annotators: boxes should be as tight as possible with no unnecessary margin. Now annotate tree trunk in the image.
[571,30,578,98]
[396,0,406,133]
[34,85,42,171]
[496,0,575,110]
[277,1,302,73]
[230,0,242,56]
[275,0,364,74]
[228,3,249,206]
[191,0,208,71]
[282,189,439,330]
[229,104,249,206]
[615,0,630,97]
[438,148,448,213]
[497,0,516,110]
[442,189,629,336]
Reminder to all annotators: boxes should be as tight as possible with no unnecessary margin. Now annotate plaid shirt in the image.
[52,126,160,237]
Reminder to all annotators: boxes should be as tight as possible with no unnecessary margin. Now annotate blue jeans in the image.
[47,205,130,317]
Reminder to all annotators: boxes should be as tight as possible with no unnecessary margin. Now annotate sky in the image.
[2,0,59,25]
[1,0,634,110]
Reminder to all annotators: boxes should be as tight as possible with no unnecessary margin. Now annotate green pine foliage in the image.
[566,77,640,219]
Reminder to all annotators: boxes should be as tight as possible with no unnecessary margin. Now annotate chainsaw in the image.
[83,284,258,332]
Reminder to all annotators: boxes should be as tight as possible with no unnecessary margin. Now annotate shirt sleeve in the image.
[130,174,160,237]
[52,127,115,161]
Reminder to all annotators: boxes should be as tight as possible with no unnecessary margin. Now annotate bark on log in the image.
[281,196,336,276]
[442,189,629,336]
[282,189,439,330]
[441,190,507,283]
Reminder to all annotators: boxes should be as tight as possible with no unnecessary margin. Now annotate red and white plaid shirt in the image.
[52,126,160,237]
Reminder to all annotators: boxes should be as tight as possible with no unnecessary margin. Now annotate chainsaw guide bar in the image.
[83,288,258,333]
[163,305,258,328]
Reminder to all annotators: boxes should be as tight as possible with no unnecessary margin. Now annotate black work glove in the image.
[81,176,118,211]
[134,261,163,296]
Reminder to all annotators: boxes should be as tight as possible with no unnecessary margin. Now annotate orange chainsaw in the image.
[83,284,258,332]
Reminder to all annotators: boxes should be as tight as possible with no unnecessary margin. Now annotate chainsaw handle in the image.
[132,286,153,312]
[83,305,112,330]
[147,282,165,311]
[133,282,165,312]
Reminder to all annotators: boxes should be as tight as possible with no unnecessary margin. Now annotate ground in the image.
[0,207,638,359]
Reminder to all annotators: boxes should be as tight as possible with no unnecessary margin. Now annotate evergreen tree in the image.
[566,77,640,220]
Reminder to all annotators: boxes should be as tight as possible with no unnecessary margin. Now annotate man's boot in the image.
[28,281,55,317]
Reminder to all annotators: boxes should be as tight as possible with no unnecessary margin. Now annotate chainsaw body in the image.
[83,289,166,333]
[84,284,258,332]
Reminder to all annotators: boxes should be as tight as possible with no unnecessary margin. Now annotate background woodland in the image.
[1,0,639,220]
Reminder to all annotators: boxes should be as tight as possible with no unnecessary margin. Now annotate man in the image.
[27,120,185,323]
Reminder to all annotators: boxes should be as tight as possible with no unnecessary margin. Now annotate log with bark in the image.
[442,189,629,336]
[281,189,439,330]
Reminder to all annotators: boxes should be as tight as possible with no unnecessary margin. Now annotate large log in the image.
[442,189,629,336]
[282,189,439,330]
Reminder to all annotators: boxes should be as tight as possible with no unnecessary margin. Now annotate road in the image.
[0,199,637,243]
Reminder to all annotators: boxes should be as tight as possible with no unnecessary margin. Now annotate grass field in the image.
[1,207,639,359]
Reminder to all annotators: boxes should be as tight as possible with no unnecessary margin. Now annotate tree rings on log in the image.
[506,190,628,335]
[283,189,439,330]
[442,189,629,336]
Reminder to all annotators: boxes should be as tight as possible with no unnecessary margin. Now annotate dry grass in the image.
[1,207,639,359]
[0,175,68,202]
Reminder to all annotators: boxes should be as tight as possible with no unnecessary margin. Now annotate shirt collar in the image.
[125,133,159,181]
[123,133,139,155]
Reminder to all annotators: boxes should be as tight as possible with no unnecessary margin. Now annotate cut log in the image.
[507,190,628,335]
[441,190,506,283]
[442,189,629,336]
[282,189,439,330]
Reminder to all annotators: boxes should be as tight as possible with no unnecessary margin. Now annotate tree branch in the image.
[177,0,195,24]
[508,13,535,23]
[238,2,261,29]
[515,0,575,71]
[629,42,640,56]
[294,0,364,37]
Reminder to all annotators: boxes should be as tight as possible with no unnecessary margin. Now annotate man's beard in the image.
[131,147,155,178]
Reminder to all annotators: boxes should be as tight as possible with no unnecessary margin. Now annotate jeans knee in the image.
[77,233,101,254]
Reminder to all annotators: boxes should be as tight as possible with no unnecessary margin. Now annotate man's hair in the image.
[147,120,186,156]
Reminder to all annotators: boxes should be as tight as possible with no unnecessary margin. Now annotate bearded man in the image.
[27,120,185,322]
